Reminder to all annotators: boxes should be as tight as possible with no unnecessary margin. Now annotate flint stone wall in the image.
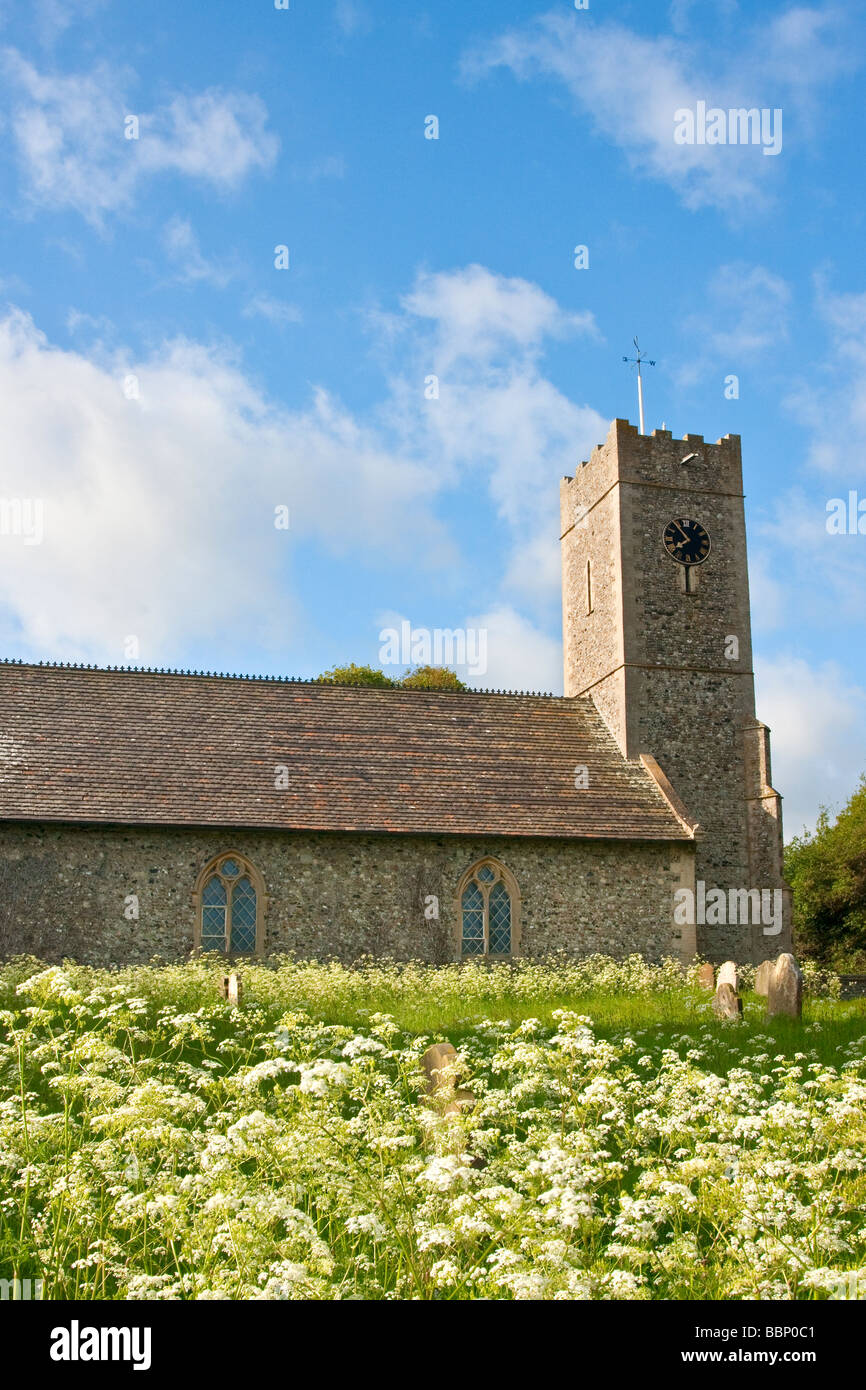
[0,821,688,966]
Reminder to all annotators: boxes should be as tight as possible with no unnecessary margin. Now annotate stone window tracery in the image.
[193,852,266,955]
[457,858,520,959]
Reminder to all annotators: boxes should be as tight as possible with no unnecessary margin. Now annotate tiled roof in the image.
[0,661,693,841]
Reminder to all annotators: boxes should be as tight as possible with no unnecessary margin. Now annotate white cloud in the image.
[1,49,279,224]
[2,51,131,221]
[0,271,29,297]
[462,6,858,213]
[788,273,866,475]
[740,272,866,662]
[33,0,109,44]
[754,485,866,630]
[502,528,563,607]
[385,265,605,596]
[758,5,858,96]
[161,217,235,288]
[0,265,603,669]
[372,604,561,691]
[138,90,278,187]
[401,263,595,371]
[701,264,791,358]
[677,262,791,386]
[467,605,562,693]
[335,1,372,38]
[242,294,303,326]
[410,372,603,531]
[0,307,450,663]
[755,654,866,837]
[291,154,346,182]
[746,550,786,634]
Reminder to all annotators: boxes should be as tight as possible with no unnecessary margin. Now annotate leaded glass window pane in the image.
[488,880,511,955]
[230,877,257,953]
[477,865,496,882]
[461,884,485,956]
[220,858,240,877]
[201,875,227,950]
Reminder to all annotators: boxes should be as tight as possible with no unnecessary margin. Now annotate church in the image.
[0,419,791,967]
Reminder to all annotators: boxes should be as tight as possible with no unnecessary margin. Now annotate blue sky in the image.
[1,0,865,835]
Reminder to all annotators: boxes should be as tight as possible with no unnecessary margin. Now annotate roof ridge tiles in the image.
[0,656,556,697]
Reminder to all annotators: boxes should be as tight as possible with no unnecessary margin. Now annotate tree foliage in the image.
[785,774,866,970]
[315,663,396,688]
[399,664,467,691]
[315,664,466,691]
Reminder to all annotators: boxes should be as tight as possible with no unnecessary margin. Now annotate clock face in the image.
[663,517,711,566]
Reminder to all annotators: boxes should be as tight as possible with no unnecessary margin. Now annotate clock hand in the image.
[673,521,690,543]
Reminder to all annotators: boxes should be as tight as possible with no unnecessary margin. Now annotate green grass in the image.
[0,951,852,1037]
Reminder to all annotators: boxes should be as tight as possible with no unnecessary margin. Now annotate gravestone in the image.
[697,963,715,990]
[220,972,242,1007]
[421,1042,458,1093]
[754,960,774,996]
[717,961,739,992]
[712,982,742,1020]
[442,1088,476,1118]
[767,953,803,1020]
[420,1042,474,1118]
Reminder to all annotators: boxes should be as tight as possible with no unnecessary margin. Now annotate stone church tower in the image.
[560,419,791,962]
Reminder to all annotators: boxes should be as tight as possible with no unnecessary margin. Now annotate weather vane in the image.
[622,337,656,435]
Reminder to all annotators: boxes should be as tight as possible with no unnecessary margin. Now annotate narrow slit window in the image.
[586,558,593,613]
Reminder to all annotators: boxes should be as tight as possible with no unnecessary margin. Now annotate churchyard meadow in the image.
[0,954,864,1301]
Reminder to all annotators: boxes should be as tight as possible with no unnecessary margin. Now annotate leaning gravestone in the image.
[712,982,742,1019]
[717,961,739,991]
[420,1042,475,1118]
[754,960,774,996]
[421,1042,458,1093]
[697,963,715,990]
[767,953,803,1019]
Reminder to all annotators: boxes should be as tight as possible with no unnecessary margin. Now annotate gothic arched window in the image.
[457,859,520,959]
[193,853,266,955]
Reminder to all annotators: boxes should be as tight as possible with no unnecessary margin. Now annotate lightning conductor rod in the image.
[622,337,656,435]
